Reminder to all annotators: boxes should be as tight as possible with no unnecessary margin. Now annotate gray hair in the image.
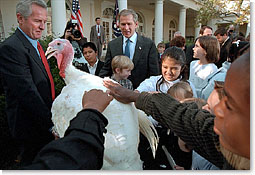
[119,9,138,23]
[16,0,47,19]
[174,31,182,37]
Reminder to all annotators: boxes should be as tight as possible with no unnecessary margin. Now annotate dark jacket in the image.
[99,34,160,89]
[76,60,104,76]
[135,92,234,169]
[216,37,232,68]
[0,29,54,141]
[23,109,108,170]
[185,43,195,65]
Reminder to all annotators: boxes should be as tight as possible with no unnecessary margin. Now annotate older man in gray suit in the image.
[90,17,105,59]
[99,9,159,89]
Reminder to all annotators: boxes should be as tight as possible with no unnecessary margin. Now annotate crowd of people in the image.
[0,0,250,170]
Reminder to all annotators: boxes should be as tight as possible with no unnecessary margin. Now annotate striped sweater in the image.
[135,92,235,169]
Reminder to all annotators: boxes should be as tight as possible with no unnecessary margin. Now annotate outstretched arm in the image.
[103,80,225,168]
[103,79,139,103]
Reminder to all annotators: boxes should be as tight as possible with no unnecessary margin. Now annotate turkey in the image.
[45,38,158,170]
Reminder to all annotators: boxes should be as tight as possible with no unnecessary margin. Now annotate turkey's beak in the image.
[45,46,58,60]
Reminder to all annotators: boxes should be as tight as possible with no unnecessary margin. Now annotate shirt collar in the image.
[87,59,98,68]
[165,77,181,84]
[123,32,137,43]
[18,27,38,49]
[222,36,230,46]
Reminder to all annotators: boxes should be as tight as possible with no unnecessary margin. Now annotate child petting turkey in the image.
[134,47,196,169]
[110,55,134,90]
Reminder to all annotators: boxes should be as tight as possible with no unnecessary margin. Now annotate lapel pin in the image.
[139,46,142,50]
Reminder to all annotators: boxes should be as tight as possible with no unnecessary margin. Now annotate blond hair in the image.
[167,81,193,101]
[111,55,134,73]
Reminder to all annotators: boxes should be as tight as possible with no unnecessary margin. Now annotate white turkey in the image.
[45,38,158,170]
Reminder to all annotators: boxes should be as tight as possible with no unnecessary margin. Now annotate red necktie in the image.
[97,25,100,34]
[37,41,55,100]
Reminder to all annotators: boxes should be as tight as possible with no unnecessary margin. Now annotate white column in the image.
[245,22,250,37]
[154,0,164,45]
[178,6,186,38]
[51,0,66,38]
[195,23,201,39]
[207,19,217,34]
[119,0,128,11]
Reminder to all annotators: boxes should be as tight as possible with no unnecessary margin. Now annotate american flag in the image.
[71,0,84,37]
[112,0,122,37]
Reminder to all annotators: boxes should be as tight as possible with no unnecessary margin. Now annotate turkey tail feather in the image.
[137,110,159,158]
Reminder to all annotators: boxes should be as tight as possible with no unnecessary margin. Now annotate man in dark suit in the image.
[99,9,160,89]
[90,17,106,59]
[214,28,232,68]
[0,0,55,166]
[76,42,104,76]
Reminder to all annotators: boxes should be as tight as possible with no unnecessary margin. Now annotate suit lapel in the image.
[132,34,143,66]
[95,61,104,75]
[84,64,90,73]
[15,29,49,80]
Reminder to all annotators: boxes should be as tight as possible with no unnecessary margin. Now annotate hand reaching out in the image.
[103,79,140,104]
[82,89,113,113]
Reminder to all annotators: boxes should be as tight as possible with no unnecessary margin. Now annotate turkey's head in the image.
[46,39,74,78]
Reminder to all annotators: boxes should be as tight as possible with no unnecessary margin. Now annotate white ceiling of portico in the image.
[104,0,197,18]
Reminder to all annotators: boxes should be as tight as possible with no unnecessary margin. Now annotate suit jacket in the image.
[216,37,232,68]
[99,34,160,89]
[185,43,195,65]
[75,60,104,76]
[90,25,105,44]
[23,109,107,170]
[0,29,54,141]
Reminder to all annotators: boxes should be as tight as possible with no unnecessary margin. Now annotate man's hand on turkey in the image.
[103,79,139,104]
[82,89,113,113]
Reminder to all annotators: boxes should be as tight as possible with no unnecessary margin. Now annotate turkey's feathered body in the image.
[51,66,142,170]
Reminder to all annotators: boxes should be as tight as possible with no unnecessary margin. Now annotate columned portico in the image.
[178,6,186,37]
[0,0,249,43]
[51,0,66,38]
[119,0,128,11]
[154,0,164,45]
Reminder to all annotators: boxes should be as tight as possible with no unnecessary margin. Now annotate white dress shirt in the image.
[87,59,99,75]
[97,25,101,37]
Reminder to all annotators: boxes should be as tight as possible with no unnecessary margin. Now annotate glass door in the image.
[102,18,113,49]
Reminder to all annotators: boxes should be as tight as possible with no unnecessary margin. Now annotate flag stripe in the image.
[71,0,84,37]
[112,0,122,37]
